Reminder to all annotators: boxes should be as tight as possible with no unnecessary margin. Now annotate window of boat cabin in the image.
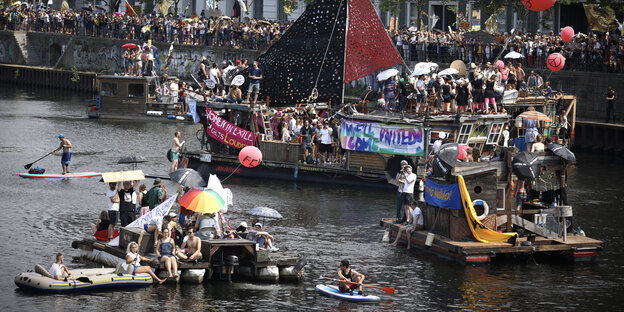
[100,82,117,96]
[148,84,156,98]
[457,124,473,144]
[486,123,504,145]
[128,84,144,98]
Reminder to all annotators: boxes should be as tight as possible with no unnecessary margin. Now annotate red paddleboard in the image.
[19,172,102,179]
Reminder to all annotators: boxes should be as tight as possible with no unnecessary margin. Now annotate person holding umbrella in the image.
[54,134,72,175]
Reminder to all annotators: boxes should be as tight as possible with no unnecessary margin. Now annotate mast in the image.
[342,0,348,105]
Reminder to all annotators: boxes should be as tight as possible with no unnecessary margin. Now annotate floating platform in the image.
[72,237,305,284]
[381,218,604,264]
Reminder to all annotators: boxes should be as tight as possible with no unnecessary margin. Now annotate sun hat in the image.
[239,221,248,228]
[254,223,262,229]
[153,178,162,186]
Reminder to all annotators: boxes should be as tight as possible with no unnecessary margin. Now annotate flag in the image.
[205,0,216,11]
[584,4,618,32]
[125,0,135,17]
[158,0,174,16]
[61,0,70,12]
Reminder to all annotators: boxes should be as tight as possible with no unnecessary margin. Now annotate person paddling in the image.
[54,134,72,175]
[338,260,365,296]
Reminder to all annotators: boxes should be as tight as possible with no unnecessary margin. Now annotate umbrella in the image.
[450,60,467,76]
[184,18,193,22]
[518,110,551,122]
[169,168,207,188]
[117,156,147,164]
[512,151,541,181]
[257,20,271,26]
[415,62,438,72]
[408,26,418,32]
[463,30,499,44]
[377,68,399,81]
[410,67,430,77]
[246,206,283,219]
[115,12,124,16]
[437,143,460,166]
[122,43,137,49]
[547,144,576,162]
[179,189,225,214]
[431,155,452,178]
[504,51,524,59]
[438,68,459,76]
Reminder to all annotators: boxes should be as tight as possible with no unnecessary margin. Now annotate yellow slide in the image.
[457,175,516,243]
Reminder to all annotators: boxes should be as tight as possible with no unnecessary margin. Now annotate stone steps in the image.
[12,30,28,65]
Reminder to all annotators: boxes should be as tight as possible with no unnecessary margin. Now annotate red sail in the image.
[344,0,403,83]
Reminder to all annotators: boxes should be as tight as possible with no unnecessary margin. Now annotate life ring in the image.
[472,199,489,221]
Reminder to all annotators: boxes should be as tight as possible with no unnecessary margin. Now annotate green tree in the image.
[380,0,406,16]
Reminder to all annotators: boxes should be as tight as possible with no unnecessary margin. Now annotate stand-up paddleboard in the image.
[18,172,102,179]
[315,284,381,302]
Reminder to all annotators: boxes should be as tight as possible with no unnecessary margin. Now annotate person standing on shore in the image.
[54,134,72,175]
[605,86,616,123]
[170,131,185,173]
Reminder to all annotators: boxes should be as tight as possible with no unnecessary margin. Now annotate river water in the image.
[0,86,623,311]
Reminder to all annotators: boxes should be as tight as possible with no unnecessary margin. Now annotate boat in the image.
[315,284,381,302]
[15,266,152,293]
[18,172,102,179]
[87,75,192,122]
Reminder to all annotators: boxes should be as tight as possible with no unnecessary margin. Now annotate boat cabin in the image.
[95,75,157,116]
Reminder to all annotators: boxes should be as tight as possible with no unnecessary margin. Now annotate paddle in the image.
[24,149,58,169]
[320,276,396,295]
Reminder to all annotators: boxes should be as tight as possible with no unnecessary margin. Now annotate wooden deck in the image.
[381,219,603,264]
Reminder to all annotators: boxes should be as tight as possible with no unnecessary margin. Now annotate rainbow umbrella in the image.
[179,189,225,214]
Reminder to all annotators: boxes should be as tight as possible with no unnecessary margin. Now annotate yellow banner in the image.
[101,170,145,183]
[584,4,618,32]
[458,175,516,243]
[158,0,174,16]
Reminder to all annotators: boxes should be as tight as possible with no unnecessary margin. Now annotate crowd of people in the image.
[390,28,624,73]
[0,7,289,50]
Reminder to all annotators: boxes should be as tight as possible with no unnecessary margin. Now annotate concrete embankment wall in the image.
[0,30,261,80]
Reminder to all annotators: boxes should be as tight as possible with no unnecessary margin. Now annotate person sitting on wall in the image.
[245,223,278,252]
[391,202,423,249]
[176,226,203,262]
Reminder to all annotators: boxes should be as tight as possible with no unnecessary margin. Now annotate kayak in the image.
[315,284,381,302]
[15,266,152,293]
[18,172,102,179]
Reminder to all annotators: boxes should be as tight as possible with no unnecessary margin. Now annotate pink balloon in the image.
[546,53,565,72]
[239,146,262,168]
[495,60,504,69]
[561,26,574,42]
[521,0,556,12]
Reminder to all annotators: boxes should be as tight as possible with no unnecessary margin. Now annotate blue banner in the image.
[424,179,462,210]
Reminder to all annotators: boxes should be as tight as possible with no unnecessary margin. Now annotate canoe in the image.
[15,266,152,294]
[18,172,102,179]
[315,284,381,302]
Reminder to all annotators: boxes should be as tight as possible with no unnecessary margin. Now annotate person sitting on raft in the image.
[156,227,179,278]
[391,203,424,249]
[50,253,74,281]
[246,223,279,252]
[337,260,365,295]
[176,226,203,262]
[126,242,165,284]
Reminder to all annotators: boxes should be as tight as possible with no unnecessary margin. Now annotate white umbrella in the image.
[438,68,459,76]
[504,51,524,59]
[377,68,399,81]
[408,26,418,32]
[410,67,430,77]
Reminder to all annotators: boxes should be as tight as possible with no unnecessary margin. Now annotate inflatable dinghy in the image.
[15,265,152,293]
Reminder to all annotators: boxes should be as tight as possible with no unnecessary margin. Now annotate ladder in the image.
[259,105,273,140]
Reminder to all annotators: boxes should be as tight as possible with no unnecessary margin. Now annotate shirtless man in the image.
[50,253,74,281]
[176,226,203,262]
[170,131,185,173]
[55,134,72,175]
[337,260,365,295]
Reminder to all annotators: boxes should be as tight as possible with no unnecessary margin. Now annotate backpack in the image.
[306,154,314,164]
[28,167,45,174]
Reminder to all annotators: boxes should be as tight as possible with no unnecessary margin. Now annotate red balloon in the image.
[561,26,574,42]
[495,60,504,69]
[239,146,262,168]
[546,53,565,71]
[521,0,556,12]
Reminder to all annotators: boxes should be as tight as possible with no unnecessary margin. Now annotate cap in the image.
[58,134,65,138]
[438,132,446,139]
[239,221,248,228]
[236,59,241,64]
[400,160,408,165]
[153,178,162,186]
[168,212,177,218]
[254,223,262,229]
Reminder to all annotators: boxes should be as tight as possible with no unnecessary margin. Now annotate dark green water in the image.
[0,86,622,311]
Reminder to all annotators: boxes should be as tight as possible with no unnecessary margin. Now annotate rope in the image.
[220,163,242,183]
[309,0,345,103]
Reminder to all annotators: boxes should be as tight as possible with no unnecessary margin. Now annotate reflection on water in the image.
[0,86,623,311]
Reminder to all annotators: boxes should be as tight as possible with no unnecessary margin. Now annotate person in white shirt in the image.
[394,160,408,223]
[106,182,120,241]
[319,123,333,164]
[169,79,179,98]
[432,132,446,154]
[399,165,417,205]
[391,204,424,249]
[49,253,73,281]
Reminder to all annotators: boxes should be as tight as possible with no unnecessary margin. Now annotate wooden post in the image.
[505,150,513,232]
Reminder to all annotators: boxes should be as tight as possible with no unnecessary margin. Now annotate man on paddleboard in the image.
[54,134,72,175]
[338,260,365,295]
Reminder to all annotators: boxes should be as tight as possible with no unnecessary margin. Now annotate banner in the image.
[206,107,257,149]
[340,120,423,156]
[584,4,618,32]
[188,99,199,123]
[424,178,462,210]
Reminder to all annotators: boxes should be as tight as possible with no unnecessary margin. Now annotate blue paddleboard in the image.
[315,284,380,302]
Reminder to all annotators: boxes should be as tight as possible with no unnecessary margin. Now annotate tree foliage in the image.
[380,0,406,16]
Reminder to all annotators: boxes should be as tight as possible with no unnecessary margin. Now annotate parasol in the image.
[504,51,524,59]
[246,207,283,219]
[512,151,541,181]
[463,30,499,44]
[408,26,418,32]
[410,67,430,77]
[518,110,551,122]
[377,68,399,81]
[438,68,459,76]
[179,189,225,214]
[122,43,137,49]
[450,60,467,76]
[547,144,576,162]
[169,168,207,188]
